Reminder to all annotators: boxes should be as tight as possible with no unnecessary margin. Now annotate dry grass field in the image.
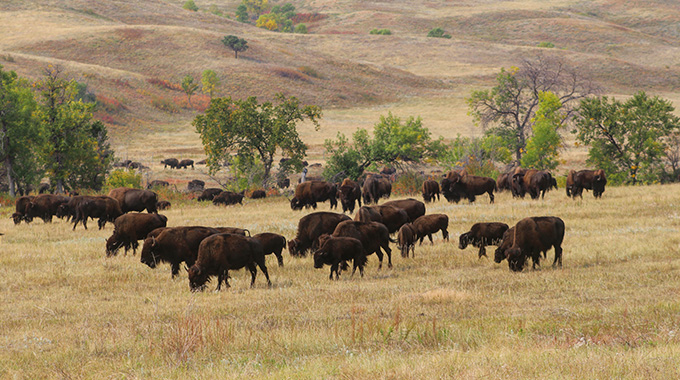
[2,185,680,378]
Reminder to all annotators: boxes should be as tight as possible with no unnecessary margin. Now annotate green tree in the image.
[0,65,43,196]
[520,91,563,170]
[574,92,680,185]
[35,66,113,193]
[294,23,307,34]
[183,0,199,11]
[242,0,269,16]
[427,27,451,39]
[222,35,249,59]
[201,70,220,99]
[181,75,199,107]
[235,3,248,22]
[106,169,141,189]
[193,94,321,187]
[467,55,598,163]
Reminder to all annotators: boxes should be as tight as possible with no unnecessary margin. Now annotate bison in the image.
[496,172,512,192]
[72,196,123,230]
[459,222,509,258]
[367,205,409,234]
[411,214,449,245]
[338,178,362,214]
[188,233,271,291]
[161,158,179,169]
[288,212,351,257]
[214,226,250,236]
[313,236,367,279]
[382,198,426,222]
[441,171,496,204]
[397,223,416,258]
[179,159,194,169]
[212,191,244,206]
[147,180,169,189]
[197,188,223,202]
[12,196,34,224]
[422,179,440,203]
[250,190,266,199]
[140,226,220,278]
[570,169,607,198]
[106,213,168,256]
[494,216,565,272]
[332,220,394,269]
[187,179,205,192]
[24,194,70,223]
[354,206,383,224]
[156,200,171,210]
[362,175,391,204]
[290,181,337,210]
[108,187,158,213]
[525,170,552,200]
[252,232,286,267]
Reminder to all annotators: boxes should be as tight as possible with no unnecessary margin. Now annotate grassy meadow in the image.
[2,184,680,378]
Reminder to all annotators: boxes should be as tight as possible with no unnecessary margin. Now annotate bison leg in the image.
[216,270,226,291]
[427,233,434,245]
[442,228,449,242]
[171,263,180,278]
[330,263,339,280]
[247,262,258,287]
[275,251,284,267]
[382,243,393,268]
[478,245,486,258]
[553,245,563,268]
[255,259,271,287]
[488,191,494,204]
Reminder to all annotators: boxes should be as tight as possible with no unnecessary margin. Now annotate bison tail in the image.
[244,229,251,237]
[388,236,398,244]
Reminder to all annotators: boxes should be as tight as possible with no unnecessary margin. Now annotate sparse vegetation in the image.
[370,28,392,35]
[105,168,142,189]
[151,96,179,113]
[182,0,198,11]
[427,27,451,39]
[294,23,307,34]
[537,41,555,48]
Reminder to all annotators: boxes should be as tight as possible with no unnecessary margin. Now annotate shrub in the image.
[392,171,425,196]
[152,97,179,113]
[147,78,182,91]
[291,13,328,23]
[427,28,451,39]
[370,28,392,35]
[537,41,555,48]
[183,0,199,11]
[273,67,309,81]
[106,169,142,189]
[294,23,307,34]
[298,66,322,79]
[97,95,125,113]
[1,54,15,62]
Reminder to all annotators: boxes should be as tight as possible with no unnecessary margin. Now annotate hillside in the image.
[1,0,680,172]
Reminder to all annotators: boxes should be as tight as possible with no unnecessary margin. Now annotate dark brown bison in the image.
[571,169,607,198]
[459,222,509,258]
[382,198,426,222]
[566,170,575,197]
[250,190,266,199]
[338,178,362,214]
[108,187,158,213]
[187,179,205,192]
[24,194,70,223]
[212,191,244,206]
[147,180,169,189]
[179,159,194,169]
[140,226,219,278]
[496,172,512,192]
[525,170,552,200]
[313,236,367,279]
[397,223,416,258]
[188,233,271,291]
[411,214,449,245]
[494,216,565,272]
[288,212,351,257]
[332,220,394,269]
[442,171,496,203]
[106,213,168,256]
[213,226,250,236]
[368,205,409,234]
[290,181,337,210]
[12,196,34,224]
[197,188,223,202]
[362,175,391,204]
[56,195,91,222]
[72,196,123,230]
[421,179,440,203]
[156,200,171,210]
[277,177,290,189]
[354,206,382,223]
[252,233,286,267]
[161,158,179,169]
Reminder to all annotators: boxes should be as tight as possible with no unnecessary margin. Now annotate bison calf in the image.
[252,232,286,267]
[412,214,449,245]
[459,222,509,258]
[397,223,416,258]
[313,236,367,279]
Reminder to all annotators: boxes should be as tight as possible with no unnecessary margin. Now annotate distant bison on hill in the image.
[212,191,244,206]
[197,188,223,202]
[161,158,179,169]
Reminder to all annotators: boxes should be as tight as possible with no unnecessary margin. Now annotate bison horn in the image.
[184,265,189,272]
[151,236,157,247]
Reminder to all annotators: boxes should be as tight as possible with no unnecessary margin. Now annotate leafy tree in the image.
[193,94,321,187]
[242,0,269,16]
[183,0,199,11]
[467,55,598,163]
[574,91,680,185]
[256,14,279,30]
[181,75,199,106]
[222,35,249,59]
[106,169,141,189]
[0,65,43,196]
[35,66,113,193]
[294,23,308,34]
[520,91,563,170]
[201,70,220,99]
[427,27,451,39]
[235,3,249,22]
[436,135,510,178]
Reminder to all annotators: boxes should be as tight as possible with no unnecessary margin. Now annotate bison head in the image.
[458,233,470,250]
[140,237,158,268]
[288,239,301,256]
[11,212,23,225]
[106,234,123,257]
[494,246,506,263]
[187,265,209,291]
[313,250,329,269]
[290,197,303,210]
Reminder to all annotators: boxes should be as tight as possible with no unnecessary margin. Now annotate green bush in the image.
[151,97,179,113]
[294,23,308,34]
[537,41,555,48]
[370,28,392,35]
[427,27,451,39]
[106,169,142,189]
[183,0,199,11]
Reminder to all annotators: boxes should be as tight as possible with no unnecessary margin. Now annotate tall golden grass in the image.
[2,183,680,378]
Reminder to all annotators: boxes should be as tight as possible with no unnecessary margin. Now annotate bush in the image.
[392,171,425,196]
[151,97,180,113]
[106,169,142,189]
[183,0,198,11]
[537,41,555,48]
[370,28,392,35]
[147,78,182,91]
[294,23,308,34]
[427,28,451,39]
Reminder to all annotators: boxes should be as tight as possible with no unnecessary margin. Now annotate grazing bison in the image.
[442,171,496,203]
[288,212,351,257]
[382,198,426,222]
[72,196,123,230]
[313,236,367,279]
[571,169,607,198]
[354,206,383,224]
[332,220,394,269]
[459,222,509,258]
[106,213,168,256]
[368,205,409,234]
[108,187,158,213]
[290,181,337,210]
[24,194,70,223]
[422,179,440,203]
[397,223,416,258]
[140,226,219,278]
[188,233,271,291]
[212,191,244,206]
[187,179,205,192]
[147,180,169,189]
[411,214,449,245]
[197,188,223,202]
[12,196,34,224]
[161,158,179,169]
[252,232,287,267]
[179,159,194,169]
[494,216,565,272]
[338,178,362,214]
[250,190,266,199]
[156,200,171,210]
[362,175,391,204]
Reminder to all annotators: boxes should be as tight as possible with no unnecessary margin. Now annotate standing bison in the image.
[24,194,70,223]
[313,236,367,279]
[338,178,362,214]
[178,159,194,169]
[441,171,495,204]
[290,181,337,210]
[569,169,607,198]
[288,212,351,257]
[252,232,287,267]
[72,196,123,230]
[362,175,391,204]
[161,158,179,169]
[108,187,158,213]
[459,222,509,258]
[12,196,34,224]
[382,198,426,222]
[197,188,223,202]
[494,216,565,272]
[212,191,245,206]
[141,226,218,278]
[106,213,168,256]
[421,179,440,203]
[332,220,394,269]
[411,214,449,245]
